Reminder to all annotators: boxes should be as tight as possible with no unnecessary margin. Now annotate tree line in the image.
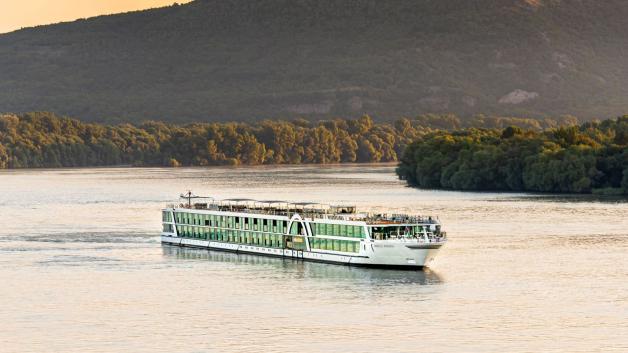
[0,112,586,170]
[397,117,628,194]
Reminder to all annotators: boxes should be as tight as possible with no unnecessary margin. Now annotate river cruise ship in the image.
[161,193,447,269]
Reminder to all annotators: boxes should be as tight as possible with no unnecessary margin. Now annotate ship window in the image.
[311,238,319,249]
[290,222,304,235]
[369,226,402,240]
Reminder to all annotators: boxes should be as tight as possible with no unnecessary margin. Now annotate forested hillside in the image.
[1,0,628,122]
[397,117,628,194]
[0,112,576,169]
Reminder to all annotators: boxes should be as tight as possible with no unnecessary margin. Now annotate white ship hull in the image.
[161,235,442,269]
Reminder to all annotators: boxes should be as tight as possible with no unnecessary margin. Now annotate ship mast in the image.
[179,190,211,208]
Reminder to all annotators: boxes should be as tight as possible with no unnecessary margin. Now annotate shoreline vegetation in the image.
[397,117,628,195]
[1,112,625,195]
[0,111,576,168]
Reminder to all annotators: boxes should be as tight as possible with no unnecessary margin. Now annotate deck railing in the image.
[166,203,439,225]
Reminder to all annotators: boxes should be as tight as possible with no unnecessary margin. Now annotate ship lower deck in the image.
[161,236,438,270]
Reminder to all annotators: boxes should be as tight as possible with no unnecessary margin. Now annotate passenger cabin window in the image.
[369,226,423,240]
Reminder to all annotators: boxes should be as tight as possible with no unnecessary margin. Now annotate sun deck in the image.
[168,195,439,226]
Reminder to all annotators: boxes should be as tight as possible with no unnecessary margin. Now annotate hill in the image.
[1,0,628,122]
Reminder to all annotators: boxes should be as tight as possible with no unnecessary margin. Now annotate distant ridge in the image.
[1,0,628,122]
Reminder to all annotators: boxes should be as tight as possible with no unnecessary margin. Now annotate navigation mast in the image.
[179,191,211,208]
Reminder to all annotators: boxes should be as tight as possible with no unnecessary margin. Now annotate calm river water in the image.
[0,165,626,353]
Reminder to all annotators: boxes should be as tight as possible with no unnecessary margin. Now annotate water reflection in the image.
[161,244,443,286]
[490,194,628,204]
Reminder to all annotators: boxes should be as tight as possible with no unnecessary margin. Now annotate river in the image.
[0,165,626,353]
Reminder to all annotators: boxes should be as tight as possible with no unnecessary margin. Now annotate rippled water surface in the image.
[1,165,627,353]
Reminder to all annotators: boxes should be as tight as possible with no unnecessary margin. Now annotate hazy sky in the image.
[0,0,194,34]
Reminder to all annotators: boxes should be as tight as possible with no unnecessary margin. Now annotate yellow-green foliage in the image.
[0,113,427,168]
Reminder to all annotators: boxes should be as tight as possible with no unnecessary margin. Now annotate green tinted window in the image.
[289,222,298,235]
